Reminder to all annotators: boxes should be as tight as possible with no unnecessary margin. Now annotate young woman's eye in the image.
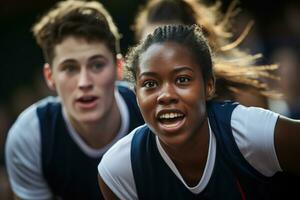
[143,80,157,88]
[176,76,191,84]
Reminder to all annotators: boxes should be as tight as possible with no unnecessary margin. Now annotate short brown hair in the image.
[32,0,120,64]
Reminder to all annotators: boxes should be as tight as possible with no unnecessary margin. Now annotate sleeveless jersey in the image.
[131,101,271,200]
[37,85,144,200]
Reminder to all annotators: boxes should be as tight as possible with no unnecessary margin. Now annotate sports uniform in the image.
[6,84,144,200]
[98,101,281,200]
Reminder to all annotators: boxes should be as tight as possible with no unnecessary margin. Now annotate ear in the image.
[205,78,215,100]
[116,54,124,80]
[43,63,56,91]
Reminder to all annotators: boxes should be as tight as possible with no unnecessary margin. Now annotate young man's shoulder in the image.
[12,96,57,125]
[17,96,60,120]
[6,96,60,143]
[5,97,56,200]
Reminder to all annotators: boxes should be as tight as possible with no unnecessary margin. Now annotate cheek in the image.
[54,74,75,94]
[180,87,206,113]
[98,66,117,87]
[136,90,155,117]
[136,90,148,111]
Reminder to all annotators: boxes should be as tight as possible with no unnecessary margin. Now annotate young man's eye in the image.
[176,76,191,84]
[91,62,105,71]
[62,65,78,73]
[143,80,157,88]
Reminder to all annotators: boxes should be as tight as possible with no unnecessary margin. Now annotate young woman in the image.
[98,25,300,200]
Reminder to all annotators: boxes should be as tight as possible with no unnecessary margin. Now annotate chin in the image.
[77,113,103,124]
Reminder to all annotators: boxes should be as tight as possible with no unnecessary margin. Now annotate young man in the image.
[5,1,144,199]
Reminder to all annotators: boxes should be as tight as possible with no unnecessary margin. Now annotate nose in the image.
[157,83,178,105]
[78,69,93,90]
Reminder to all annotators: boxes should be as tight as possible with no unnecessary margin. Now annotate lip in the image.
[75,95,99,109]
[156,109,186,132]
[156,109,185,118]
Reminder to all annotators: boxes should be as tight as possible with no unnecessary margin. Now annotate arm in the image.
[274,116,300,174]
[98,175,119,200]
[97,131,138,200]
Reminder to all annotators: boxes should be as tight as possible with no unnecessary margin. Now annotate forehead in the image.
[52,36,114,65]
[139,42,199,71]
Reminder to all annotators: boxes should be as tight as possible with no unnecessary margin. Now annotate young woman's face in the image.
[44,36,117,125]
[136,42,213,146]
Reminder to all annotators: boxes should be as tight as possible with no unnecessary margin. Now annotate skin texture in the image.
[98,175,119,200]
[136,42,212,146]
[136,42,214,185]
[44,36,121,149]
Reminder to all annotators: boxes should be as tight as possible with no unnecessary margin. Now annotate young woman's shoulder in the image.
[98,125,147,200]
[231,104,281,176]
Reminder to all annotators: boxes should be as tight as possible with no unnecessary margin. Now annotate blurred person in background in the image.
[268,43,300,200]
[5,0,144,199]
[270,44,300,119]
[131,0,280,108]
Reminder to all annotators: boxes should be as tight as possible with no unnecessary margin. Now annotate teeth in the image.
[159,113,183,119]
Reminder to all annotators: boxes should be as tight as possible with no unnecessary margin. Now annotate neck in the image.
[159,118,210,186]
[69,98,122,149]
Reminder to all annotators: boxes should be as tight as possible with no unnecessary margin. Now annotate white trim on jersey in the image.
[98,104,281,200]
[5,97,55,200]
[156,120,216,194]
[5,86,131,199]
[64,88,130,157]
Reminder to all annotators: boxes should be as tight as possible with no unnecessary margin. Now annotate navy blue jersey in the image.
[131,101,271,200]
[37,85,144,200]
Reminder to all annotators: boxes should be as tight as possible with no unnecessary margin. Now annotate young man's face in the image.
[135,42,214,147]
[44,36,117,124]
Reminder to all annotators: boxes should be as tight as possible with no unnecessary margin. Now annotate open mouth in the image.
[158,112,185,129]
[78,96,97,103]
[76,96,98,109]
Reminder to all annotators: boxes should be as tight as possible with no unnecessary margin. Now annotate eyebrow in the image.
[59,59,77,66]
[138,66,194,78]
[59,54,107,65]
[138,71,158,79]
[173,66,194,73]
[88,54,107,61]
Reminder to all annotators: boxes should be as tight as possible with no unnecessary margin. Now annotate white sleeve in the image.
[98,129,140,200]
[231,105,281,177]
[5,104,52,200]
